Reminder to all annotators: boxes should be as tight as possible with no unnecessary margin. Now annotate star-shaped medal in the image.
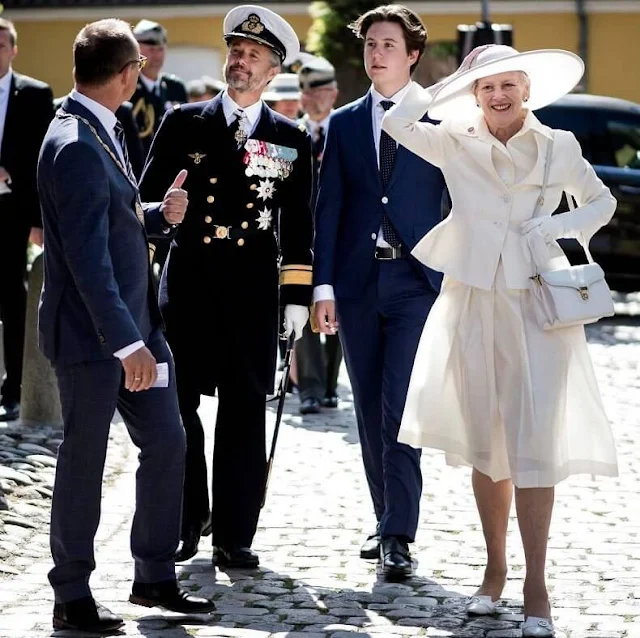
[256,178,276,201]
[256,207,273,230]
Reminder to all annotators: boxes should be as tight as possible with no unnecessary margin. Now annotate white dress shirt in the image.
[0,69,14,192]
[139,72,160,96]
[69,89,126,165]
[313,82,413,304]
[221,90,262,139]
[69,89,144,359]
[302,112,331,140]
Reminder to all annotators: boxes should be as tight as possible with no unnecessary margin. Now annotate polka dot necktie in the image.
[379,100,400,248]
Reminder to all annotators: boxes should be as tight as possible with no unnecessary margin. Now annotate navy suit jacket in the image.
[37,97,172,366]
[314,87,446,297]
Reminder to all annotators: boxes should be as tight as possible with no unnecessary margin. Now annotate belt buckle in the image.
[214,225,231,239]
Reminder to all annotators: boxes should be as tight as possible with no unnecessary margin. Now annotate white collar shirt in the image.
[476,110,553,186]
[303,112,332,141]
[0,69,14,159]
[139,72,160,96]
[70,89,125,165]
[221,90,262,138]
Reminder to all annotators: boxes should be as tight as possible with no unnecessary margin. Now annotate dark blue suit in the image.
[314,87,445,541]
[37,97,185,603]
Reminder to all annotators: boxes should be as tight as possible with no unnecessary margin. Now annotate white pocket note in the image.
[152,362,169,388]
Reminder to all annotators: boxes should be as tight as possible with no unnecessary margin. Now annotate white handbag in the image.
[528,136,615,331]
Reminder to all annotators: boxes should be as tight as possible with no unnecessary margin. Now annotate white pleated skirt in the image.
[398,263,618,487]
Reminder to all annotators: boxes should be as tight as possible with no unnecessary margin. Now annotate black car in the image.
[537,93,640,292]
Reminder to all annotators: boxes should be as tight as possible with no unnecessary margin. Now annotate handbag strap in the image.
[532,135,555,219]
[533,133,595,266]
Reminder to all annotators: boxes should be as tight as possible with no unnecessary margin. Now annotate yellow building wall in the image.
[8,10,640,104]
[589,13,640,103]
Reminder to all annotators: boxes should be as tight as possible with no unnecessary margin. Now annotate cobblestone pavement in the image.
[0,303,638,637]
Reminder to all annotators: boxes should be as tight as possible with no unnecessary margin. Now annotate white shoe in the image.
[465,595,497,615]
[522,616,555,637]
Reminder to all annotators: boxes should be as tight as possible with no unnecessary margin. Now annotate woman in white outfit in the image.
[382,45,618,637]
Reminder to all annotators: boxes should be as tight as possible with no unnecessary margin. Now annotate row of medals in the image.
[245,154,292,180]
[236,129,293,180]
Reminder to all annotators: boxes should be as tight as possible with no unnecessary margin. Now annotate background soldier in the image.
[295,56,342,415]
[186,76,226,103]
[140,5,313,569]
[132,19,188,277]
[263,72,301,120]
[131,19,188,155]
[0,18,54,421]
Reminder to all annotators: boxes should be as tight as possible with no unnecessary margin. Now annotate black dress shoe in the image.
[299,397,321,415]
[53,596,124,633]
[175,515,213,562]
[360,532,381,559]
[322,394,339,408]
[0,401,19,422]
[212,546,259,568]
[380,536,413,581]
[129,579,215,613]
[175,527,201,563]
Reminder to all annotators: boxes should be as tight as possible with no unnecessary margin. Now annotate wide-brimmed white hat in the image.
[428,45,584,121]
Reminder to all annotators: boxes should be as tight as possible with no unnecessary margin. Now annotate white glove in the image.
[283,304,309,341]
[521,216,564,243]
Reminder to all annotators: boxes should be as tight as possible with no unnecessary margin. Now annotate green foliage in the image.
[307,0,381,70]
[306,0,384,102]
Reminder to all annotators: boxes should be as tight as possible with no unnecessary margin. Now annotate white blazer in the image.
[382,83,616,290]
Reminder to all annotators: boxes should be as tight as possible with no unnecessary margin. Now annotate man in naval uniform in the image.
[131,20,187,156]
[132,20,188,280]
[295,56,343,415]
[139,5,313,569]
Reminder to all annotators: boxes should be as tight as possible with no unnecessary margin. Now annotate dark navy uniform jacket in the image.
[131,73,188,154]
[139,94,313,395]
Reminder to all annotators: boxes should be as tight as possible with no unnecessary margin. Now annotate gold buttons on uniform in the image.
[241,221,249,229]
[204,215,212,223]
[209,177,218,184]
[203,236,212,244]
[246,203,254,209]
[237,238,245,247]
[207,195,215,203]
[250,184,257,190]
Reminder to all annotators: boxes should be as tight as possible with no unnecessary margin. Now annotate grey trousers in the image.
[49,331,185,603]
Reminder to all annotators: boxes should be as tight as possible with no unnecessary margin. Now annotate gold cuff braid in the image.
[280,264,313,286]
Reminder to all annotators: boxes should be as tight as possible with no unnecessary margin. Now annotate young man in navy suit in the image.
[313,5,446,580]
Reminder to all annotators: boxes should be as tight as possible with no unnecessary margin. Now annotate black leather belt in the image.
[374,245,404,260]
